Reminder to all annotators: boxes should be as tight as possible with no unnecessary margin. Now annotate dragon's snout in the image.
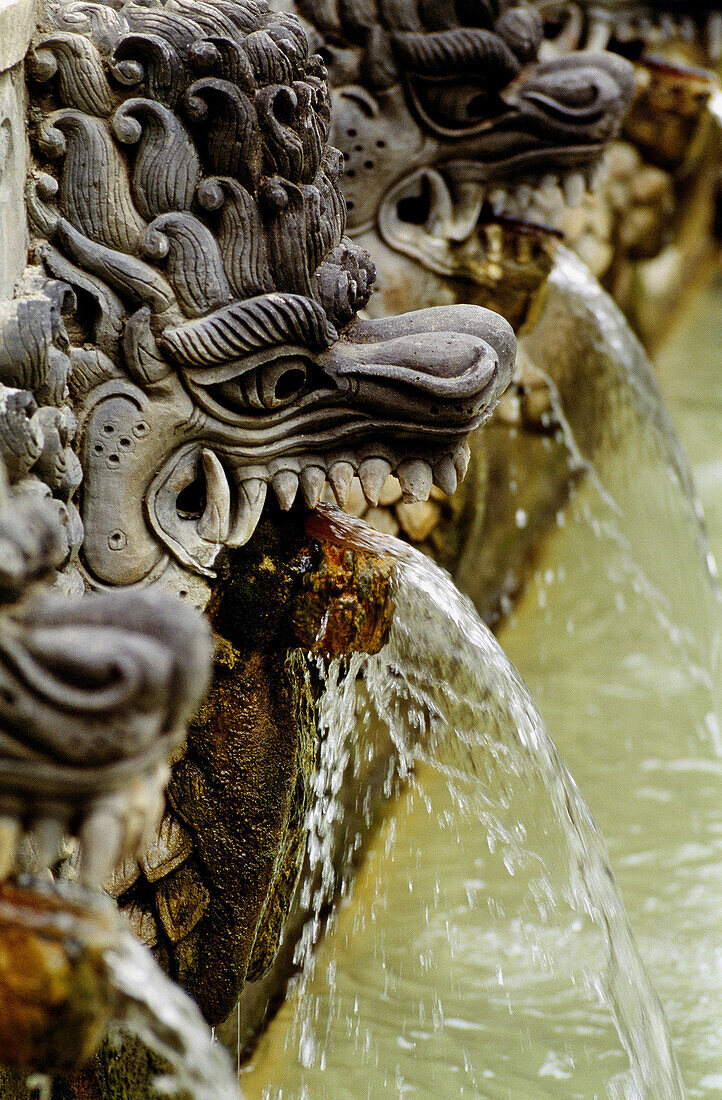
[324,305,516,430]
[516,52,637,142]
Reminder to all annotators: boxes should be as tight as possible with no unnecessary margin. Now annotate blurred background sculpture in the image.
[0,433,215,1079]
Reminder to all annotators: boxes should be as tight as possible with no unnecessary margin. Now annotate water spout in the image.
[243,507,685,1099]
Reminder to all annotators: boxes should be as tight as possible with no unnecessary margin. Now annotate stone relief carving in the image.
[0,0,520,1044]
[11,0,517,612]
[532,0,722,344]
[265,0,634,555]
[535,2,722,63]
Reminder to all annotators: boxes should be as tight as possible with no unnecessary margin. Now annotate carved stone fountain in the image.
[534,0,722,346]
[2,0,713,1092]
[0,0,517,1090]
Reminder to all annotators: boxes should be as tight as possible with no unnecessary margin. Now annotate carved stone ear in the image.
[378,167,486,275]
[146,443,230,577]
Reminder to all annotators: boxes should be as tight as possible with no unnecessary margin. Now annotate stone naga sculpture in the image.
[14,0,516,616]
[285,0,635,321]
[536,1,722,62]
[534,0,722,346]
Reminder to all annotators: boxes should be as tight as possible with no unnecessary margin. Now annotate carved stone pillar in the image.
[0,0,37,300]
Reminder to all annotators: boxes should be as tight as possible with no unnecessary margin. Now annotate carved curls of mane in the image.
[27,0,371,374]
[294,0,541,88]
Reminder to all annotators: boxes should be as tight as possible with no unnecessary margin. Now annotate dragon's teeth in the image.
[0,815,20,880]
[539,180,564,212]
[563,172,586,207]
[452,441,471,482]
[272,470,299,511]
[226,476,267,547]
[397,458,433,502]
[489,187,507,215]
[483,223,504,261]
[502,197,522,219]
[29,813,67,872]
[300,466,326,508]
[433,455,458,497]
[378,475,403,506]
[516,184,532,210]
[708,14,722,61]
[198,449,231,542]
[78,802,125,890]
[328,461,355,507]
[358,457,392,506]
[679,15,695,42]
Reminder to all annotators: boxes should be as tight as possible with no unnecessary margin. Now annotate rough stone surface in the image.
[0,67,28,299]
[0,0,36,71]
[293,539,393,657]
[0,0,35,300]
[285,0,633,326]
[4,0,516,599]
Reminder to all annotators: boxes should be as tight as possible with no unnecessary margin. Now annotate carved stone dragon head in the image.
[287,0,635,319]
[11,0,516,606]
[536,1,720,173]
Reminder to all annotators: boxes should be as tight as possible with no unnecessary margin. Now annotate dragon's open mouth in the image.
[145,304,516,577]
[448,161,604,228]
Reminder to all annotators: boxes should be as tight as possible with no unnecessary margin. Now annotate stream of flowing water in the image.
[241,254,721,1098]
[53,252,717,1099]
[241,509,685,1100]
[103,929,240,1100]
[495,256,722,1096]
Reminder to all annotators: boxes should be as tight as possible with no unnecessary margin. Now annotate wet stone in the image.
[0,879,120,1074]
[110,506,396,1028]
[293,536,394,657]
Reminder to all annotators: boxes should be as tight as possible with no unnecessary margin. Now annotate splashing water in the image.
[242,508,685,1100]
[104,928,241,1100]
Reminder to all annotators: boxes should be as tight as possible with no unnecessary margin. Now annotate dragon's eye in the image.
[216,358,309,411]
[409,79,507,133]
